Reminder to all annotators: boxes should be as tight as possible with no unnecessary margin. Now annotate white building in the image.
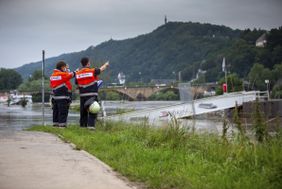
[256,33,267,47]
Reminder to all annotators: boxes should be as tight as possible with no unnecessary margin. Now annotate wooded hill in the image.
[15,22,282,83]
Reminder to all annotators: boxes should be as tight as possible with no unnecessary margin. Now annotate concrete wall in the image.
[242,100,282,118]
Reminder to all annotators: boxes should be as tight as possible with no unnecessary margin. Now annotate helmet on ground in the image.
[89,101,100,114]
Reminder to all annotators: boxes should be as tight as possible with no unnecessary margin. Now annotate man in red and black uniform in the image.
[75,57,109,128]
[50,61,75,127]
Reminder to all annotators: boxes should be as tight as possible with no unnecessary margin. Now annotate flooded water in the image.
[0,101,224,132]
[105,101,224,133]
[0,104,79,131]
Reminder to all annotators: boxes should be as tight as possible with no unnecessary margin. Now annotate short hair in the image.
[56,61,67,70]
[81,57,89,67]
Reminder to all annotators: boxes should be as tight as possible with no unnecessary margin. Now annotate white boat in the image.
[9,93,32,105]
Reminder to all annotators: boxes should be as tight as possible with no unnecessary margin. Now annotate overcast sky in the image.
[0,0,281,68]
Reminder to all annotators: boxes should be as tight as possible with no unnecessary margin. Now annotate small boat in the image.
[9,92,32,105]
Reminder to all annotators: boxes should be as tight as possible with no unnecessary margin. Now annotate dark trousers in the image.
[53,99,70,126]
[80,96,98,127]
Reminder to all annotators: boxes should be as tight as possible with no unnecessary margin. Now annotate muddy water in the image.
[0,104,79,131]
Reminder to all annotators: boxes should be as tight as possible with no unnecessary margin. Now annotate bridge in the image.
[105,91,262,123]
[101,86,170,100]
[7,82,217,101]
[101,83,216,100]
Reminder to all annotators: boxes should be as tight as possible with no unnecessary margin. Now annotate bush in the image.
[0,68,22,90]
[105,91,122,100]
[149,91,179,100]
[216,73,243,95]
[272,80,282,99]
[252,99,268,142]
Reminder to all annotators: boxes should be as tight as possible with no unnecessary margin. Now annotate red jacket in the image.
[50,69,74,97]
[75,67,99,88]
[75,67,100,97]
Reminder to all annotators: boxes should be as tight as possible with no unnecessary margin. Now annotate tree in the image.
[252,99,267,142]
[216,73,243,95]
[148,90,179,100]
[0,68,22,90]
[248,63,273,90]
[104,91,121,100]
[267,27,282,50]
[271,46,282,67]
[18,79,50,92]
[272,80,282,99]
[240,28,265,44]
[28,70,48,81]
[17,70,50,102]
[226,40,256,77]
[272,63,282,81]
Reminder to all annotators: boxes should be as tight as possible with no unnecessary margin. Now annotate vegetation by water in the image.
[0,68,22,90]
[148,91,179,101]
[29,120,282,189]
[115,108,135,114]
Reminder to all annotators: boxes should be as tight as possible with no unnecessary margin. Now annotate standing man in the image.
[50,61,75,127]
[75,57,109,129]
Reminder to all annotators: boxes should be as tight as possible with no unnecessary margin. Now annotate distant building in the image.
[151,79,175,86]
[164,15,167,24]
[190,69,207,82]
[196,69,206,79]
[117,72,126,85]
[256,33,267,47]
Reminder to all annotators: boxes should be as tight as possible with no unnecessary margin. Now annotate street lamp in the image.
[172,71,176,83]
[178,71,182,83]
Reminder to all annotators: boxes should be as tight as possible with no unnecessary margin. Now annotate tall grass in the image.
[222,114,229,143]
[28,119,282,189]
[252,99,268,142]
[232,102,247,142]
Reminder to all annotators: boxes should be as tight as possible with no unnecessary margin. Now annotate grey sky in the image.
[0,0,281,68]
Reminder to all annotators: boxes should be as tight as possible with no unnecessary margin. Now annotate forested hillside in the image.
[15,22,282,83]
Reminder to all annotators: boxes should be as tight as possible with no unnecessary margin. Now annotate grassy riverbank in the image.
[28,122,282,189]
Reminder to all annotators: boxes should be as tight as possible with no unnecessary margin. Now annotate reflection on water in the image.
[0,101,223,132]
[0,104,79,131]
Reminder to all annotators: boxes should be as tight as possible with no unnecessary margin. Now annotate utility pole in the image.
[222,57,228,93]
[178,71,182,83]
[42,50,45,126]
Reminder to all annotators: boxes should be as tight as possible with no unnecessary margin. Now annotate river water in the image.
[0,101,223,132]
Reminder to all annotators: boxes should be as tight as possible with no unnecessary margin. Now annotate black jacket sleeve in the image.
[94,68,101,76]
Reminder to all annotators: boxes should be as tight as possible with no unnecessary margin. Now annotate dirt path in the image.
[0,130,137,189]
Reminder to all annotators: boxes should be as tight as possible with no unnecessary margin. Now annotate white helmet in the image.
[89,101,100,114]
